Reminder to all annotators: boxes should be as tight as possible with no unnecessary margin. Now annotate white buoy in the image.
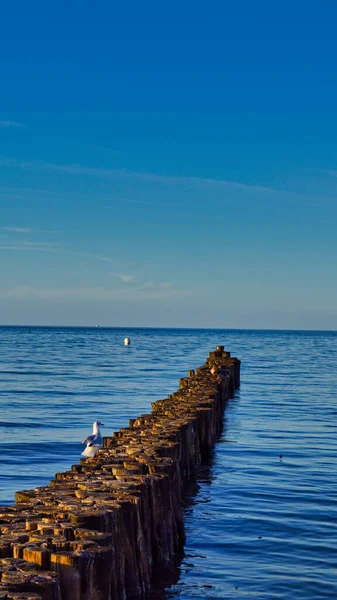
[124,337,131,345]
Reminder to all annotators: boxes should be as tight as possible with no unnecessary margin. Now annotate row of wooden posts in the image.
[0,346,240,600]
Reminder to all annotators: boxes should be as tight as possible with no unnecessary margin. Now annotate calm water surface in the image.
[0,327,336,599]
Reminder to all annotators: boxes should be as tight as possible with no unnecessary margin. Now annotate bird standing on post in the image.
[81,421,104,458]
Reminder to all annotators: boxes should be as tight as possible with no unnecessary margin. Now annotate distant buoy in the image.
[124,337,131,345]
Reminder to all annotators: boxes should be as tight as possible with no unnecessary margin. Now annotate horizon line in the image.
[0,324,336,333]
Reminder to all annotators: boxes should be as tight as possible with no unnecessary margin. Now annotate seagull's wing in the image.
[82,433,96,445]
[81,431,103,458]
[85,433,102,447]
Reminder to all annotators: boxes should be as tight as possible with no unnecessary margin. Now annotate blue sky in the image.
[1,0,337,329]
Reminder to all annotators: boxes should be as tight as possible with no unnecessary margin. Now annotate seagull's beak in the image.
[101,423,105,426]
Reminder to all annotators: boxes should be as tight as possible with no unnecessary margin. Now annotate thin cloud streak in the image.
[4,227,33,233]
[0,285,192,302]
[3,225,63,235]
[0,242,64,253]
[160,282,173,288]
[0,241,132,267]
[120,274,135,282]
[0,121,24,128]
[318,169,337,177]
[0,245,63,253]
[0,185,160,208]
[73,251,127,266]
[0,158,275,194]
[0,243,170,293]
[111,272,135,282]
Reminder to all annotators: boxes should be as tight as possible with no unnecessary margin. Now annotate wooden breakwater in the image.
[0,346,240,600]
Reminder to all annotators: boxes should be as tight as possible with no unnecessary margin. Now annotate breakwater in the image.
[0,346,240,600]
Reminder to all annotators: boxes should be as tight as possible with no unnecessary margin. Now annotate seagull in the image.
[81,421,105,458]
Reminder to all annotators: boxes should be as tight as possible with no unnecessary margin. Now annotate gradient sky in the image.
[1,0,337,329]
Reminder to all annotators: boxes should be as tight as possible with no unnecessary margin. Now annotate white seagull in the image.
[81,420,105,458]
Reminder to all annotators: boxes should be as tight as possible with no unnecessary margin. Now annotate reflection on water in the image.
[149,461,217,600]
[1,327,337,598]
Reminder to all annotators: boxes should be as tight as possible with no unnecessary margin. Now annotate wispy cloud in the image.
[159,282,173,289]
[120,274,134,282]
[0,285,192,302]
[3,226,63,235]
[111,272,135,282]
[74,251,130,266]
[0,241,64,253]
[0,241,132,267]
[318,169,337,178]
[4,227,33,233]
[0,158,275,194]
[0,121,24,128]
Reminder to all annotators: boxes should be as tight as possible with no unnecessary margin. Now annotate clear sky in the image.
[1,0,337,329]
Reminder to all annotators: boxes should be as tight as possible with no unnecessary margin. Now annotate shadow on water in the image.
[149,464,215,600]
[148,402,232,600]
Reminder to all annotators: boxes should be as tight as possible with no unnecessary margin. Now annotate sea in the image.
[0,326,336,599]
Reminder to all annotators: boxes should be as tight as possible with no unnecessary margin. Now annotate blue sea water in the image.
[0,326,337,599]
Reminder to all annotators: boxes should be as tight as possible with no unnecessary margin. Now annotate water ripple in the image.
[1,326,337,598]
